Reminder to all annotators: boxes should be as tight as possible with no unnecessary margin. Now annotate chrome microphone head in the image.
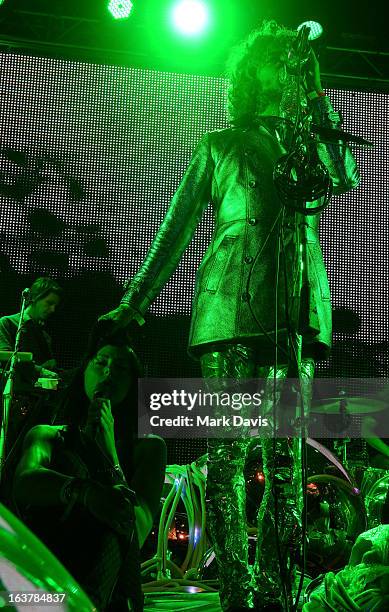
[286,24,311,75]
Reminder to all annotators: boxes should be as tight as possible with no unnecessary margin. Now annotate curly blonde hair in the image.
[226,20,297,124]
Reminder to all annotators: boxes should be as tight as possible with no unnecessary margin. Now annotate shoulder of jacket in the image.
[206,127,238,139]
[204,127,243,151]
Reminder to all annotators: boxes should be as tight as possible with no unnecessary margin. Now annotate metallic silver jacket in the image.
[122,96,360,360]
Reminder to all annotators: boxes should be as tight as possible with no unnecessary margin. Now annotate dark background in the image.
[1,4,388,462]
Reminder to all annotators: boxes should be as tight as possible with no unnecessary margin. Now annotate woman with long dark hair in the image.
[13,334,166,611]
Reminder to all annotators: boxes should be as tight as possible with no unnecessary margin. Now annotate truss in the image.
[1,8,389,91]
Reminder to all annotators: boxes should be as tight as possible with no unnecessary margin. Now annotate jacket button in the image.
[244,255,253,264]
[249,179,257,188]
[248,217,258,226]
[241,292,250,302]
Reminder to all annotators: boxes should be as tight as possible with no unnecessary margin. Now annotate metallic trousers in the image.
[200,343,315,610]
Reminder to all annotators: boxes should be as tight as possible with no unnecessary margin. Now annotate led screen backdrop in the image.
[0,52,388,377]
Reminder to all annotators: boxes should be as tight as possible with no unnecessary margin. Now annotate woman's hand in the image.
[88,397,119,464]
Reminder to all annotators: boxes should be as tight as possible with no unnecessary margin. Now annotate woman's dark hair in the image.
[29,277,62,303]
[226,20,297,124]
[58,330,143,439]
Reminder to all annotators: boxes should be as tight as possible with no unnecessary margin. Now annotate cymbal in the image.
[311,397,387,414]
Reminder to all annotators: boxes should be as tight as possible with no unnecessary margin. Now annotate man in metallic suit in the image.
[101,21,360,611]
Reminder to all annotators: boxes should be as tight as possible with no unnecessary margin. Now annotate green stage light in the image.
[297,21,323,41]
[171,0,210,36]
[108,0,133,20]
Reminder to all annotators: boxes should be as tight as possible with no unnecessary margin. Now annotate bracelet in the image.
[307,90,326,101]
[113,463,125,479]
[59,478,75,505]
[95,463,126,482]
[307,90,320,100]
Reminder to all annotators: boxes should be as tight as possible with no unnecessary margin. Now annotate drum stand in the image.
[333,438,350,469]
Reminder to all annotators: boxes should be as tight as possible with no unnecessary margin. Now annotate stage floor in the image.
[144,592,222,611]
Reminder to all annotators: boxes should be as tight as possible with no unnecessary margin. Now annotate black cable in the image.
[244,203,292,608]
[245,34,331,609]
[271,47,326,609]
[272,206,290,611]
[245,93,304,612]
[278,211,311,612]
[277,209,311,612]
[273,110,333,212]
[293,433,308,611]
[276,118,314,612]
[288,226,310,611]
[246,208,291,361]
[272,59,305,612]
[277,146,309,612]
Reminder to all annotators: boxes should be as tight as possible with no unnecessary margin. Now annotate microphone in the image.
[89,380,114,438]
[279,29,311,126]
[93,379,113,401]
[286,25,311,75]
[22,288,30,299]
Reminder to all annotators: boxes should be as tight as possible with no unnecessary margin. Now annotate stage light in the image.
[108,0,133,20]
[297,20,323,41]
[171,0,210,36]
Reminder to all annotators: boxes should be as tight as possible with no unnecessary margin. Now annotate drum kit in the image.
[244,392,389,575]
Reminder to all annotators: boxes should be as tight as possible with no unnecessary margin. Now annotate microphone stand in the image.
[0,291,29,483]
[273,29,323,608]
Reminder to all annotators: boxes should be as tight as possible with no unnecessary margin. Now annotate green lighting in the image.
[171,0,210,37]
[108,0,133,20]
[297,21,323,41]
